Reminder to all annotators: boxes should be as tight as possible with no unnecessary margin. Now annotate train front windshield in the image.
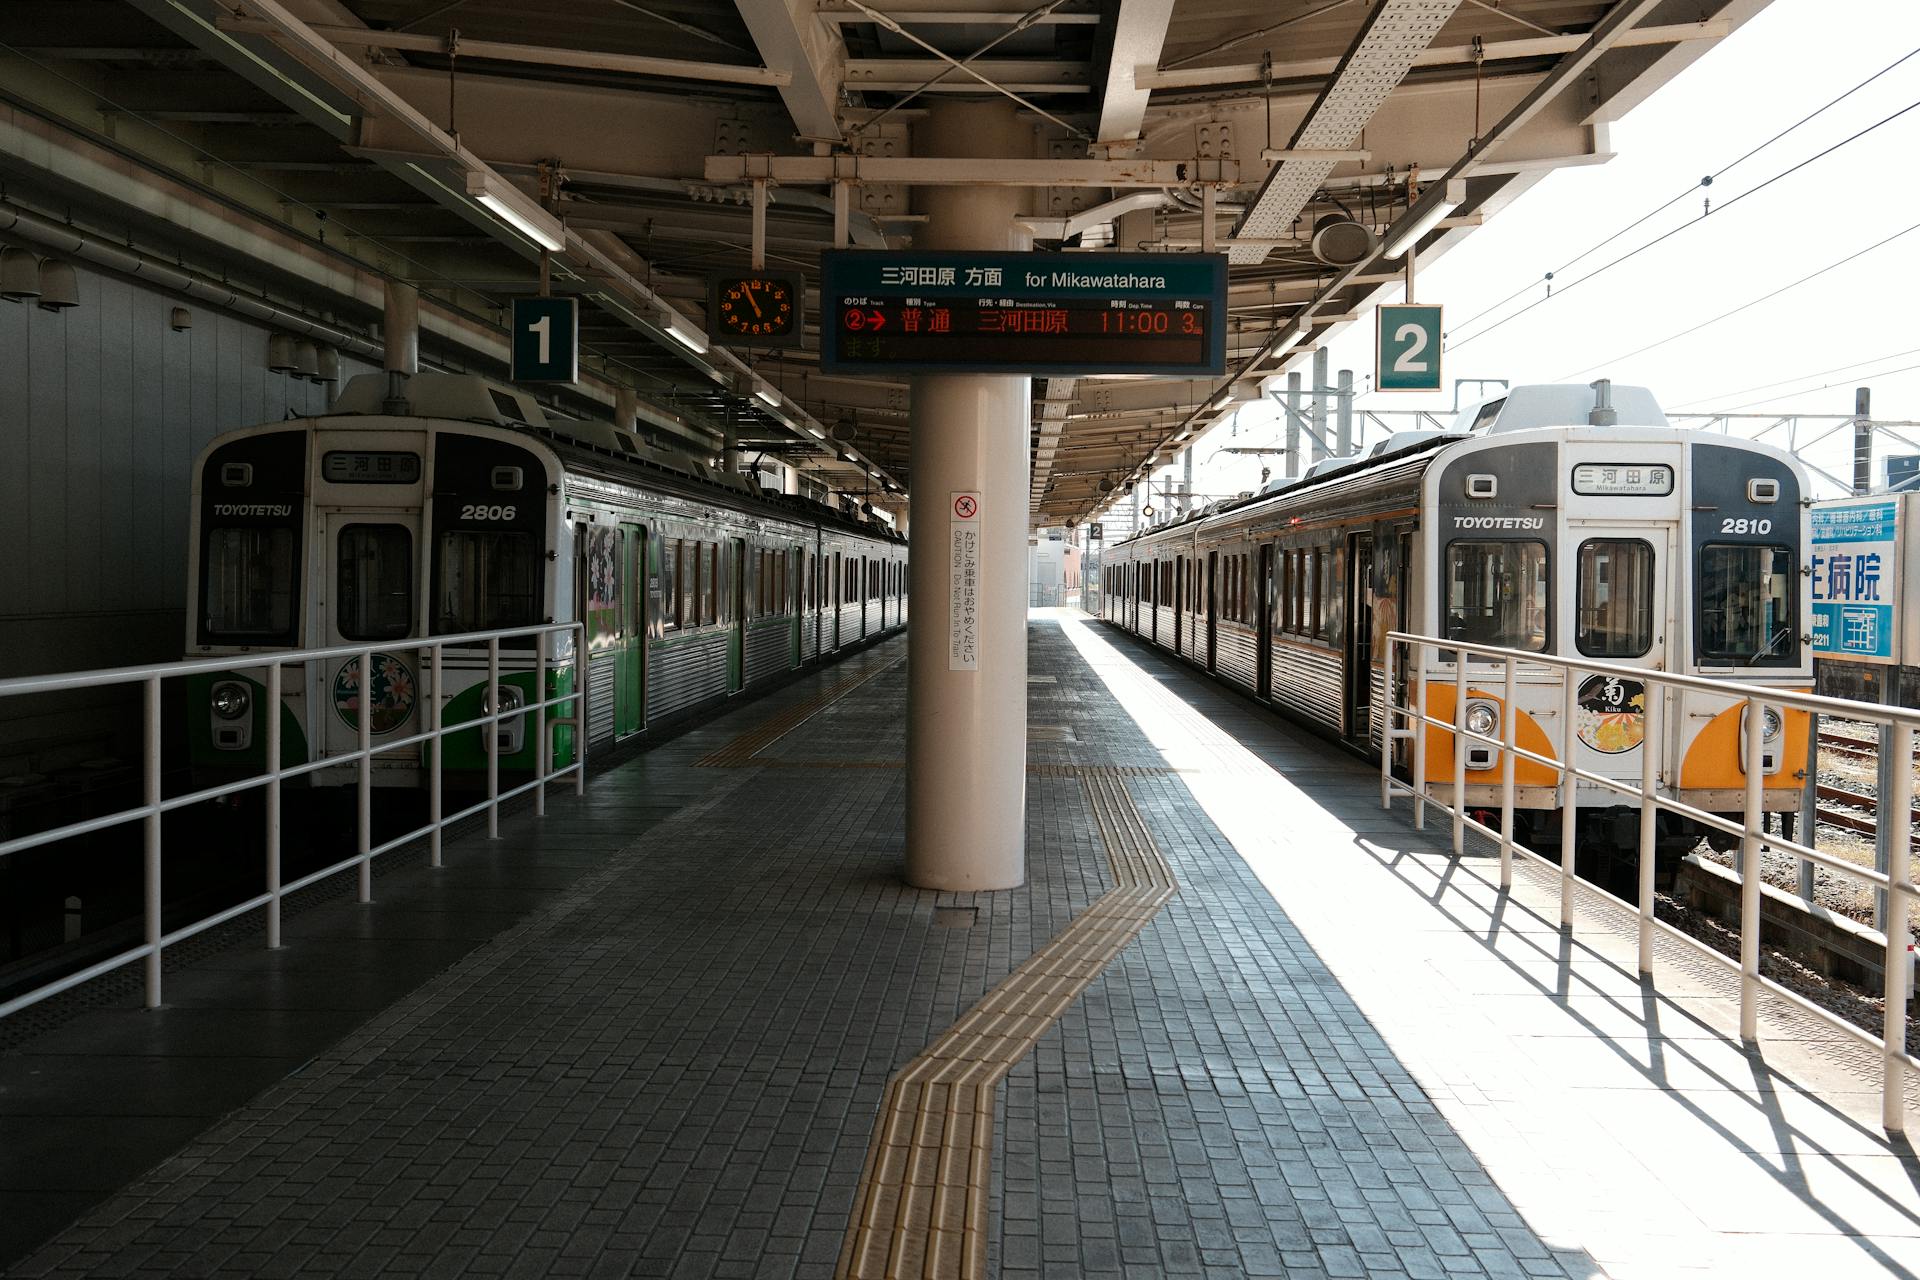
[1698,544,1795,663]
[1445,541,1548,651]
[204,527,297,642]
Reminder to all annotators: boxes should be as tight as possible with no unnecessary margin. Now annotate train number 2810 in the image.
[459,504,518,521]
[1719,517,1772,535]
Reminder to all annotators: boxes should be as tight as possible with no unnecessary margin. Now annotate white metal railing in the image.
[1380,630,1917,1133]
[0,622,588,1019]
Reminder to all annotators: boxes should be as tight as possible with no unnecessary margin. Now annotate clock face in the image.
[711,272,803,346]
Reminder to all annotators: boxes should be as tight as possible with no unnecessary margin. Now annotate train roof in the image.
[327,372,902,544]
[1112,381,1675,550]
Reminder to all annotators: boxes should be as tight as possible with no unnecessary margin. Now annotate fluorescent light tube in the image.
[464,172,565,252]
[1210,392,1232,411]
[1381,181,1464,259]
[755,386,780,407]
[664,320,707,354]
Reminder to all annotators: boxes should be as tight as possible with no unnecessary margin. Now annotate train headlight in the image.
[210,681,251,720]
[1761,708,1783,740]
[1465,702,1498,737]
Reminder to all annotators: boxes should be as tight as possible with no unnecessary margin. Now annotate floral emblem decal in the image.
[1575,674,1645,754]
[333,653,416,734]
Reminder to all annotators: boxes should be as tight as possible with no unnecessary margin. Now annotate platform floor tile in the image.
[22,609,1870,1277]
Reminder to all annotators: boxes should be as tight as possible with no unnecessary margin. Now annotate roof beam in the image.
[1228,0,1465,266]
[1137,21,1728,91]
[215,17,794,88]
[704,154,1239,186]
[734,0,849,144]
[1094,0,1175,147]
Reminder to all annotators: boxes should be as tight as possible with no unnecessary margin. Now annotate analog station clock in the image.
[708,270,805,347]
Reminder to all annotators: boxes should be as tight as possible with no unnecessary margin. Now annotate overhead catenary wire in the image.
[1554,218,1920,380]
[1714,360,1920,413]
[1445,46,1920,344]
[1450,92,1920,352]
[1667,345,1920,410]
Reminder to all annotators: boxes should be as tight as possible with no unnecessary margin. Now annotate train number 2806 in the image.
[1719,517,1772,535]
[459,504,518,521]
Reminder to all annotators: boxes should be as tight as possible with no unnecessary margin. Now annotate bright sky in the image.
[1158,0,1920,511]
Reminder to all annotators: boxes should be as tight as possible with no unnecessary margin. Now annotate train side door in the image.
[1174,557,1185,654]
[1206,550,1219,672]
[790,545,804,665]
[727,537,746,693]
[1345,533,1374,741]
[319,512,421,762]
[832,551,844,649]
[577,521,627,746]
[619,523,645,735]
[1256,544,1274,698]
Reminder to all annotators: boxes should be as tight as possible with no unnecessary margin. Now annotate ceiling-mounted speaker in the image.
[170,306,193,332]
[1,246,41,301]
[291,339,321,379]
[829,421,857,443]
[1097,477,1116,492]
[1309,213,1376,267]
[267,333,296,373]
[315,346,341,384]
[36,259,78,311]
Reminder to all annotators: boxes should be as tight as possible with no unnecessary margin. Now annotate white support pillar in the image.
[905,100,1032,892]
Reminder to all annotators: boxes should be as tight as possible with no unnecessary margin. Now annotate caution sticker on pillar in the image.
[949,491,981,671]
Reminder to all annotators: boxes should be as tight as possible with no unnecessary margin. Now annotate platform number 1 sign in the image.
[511,297,579,383]
[1376,304,1442,393]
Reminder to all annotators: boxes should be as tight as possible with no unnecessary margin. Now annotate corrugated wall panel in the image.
[0,263,375,765]
[647,633,729,719]
[1216,625,1259,692]
[1271,642,1343,728]
[745,619,789,686]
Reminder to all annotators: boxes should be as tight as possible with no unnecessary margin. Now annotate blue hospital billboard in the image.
[1811,498,1898,663]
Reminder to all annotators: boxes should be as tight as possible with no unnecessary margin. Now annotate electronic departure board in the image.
[820,251,1227,377]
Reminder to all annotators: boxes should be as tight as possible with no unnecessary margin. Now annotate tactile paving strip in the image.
[695,657,904,767]
[835,771,1178,1280]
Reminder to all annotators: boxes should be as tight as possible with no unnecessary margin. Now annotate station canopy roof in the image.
[0,0,1763,521]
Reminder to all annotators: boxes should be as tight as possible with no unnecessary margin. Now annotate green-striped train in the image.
[186,372,906,795]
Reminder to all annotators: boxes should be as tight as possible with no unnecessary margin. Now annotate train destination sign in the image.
[820,251,1227,376]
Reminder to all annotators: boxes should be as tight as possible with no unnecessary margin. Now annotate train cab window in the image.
[204,526,297,641]
[1445,541,1548,652]
[435,530,538,634]
[1699,544,1796,664]
[1576,539,1655,658]
[336,524,414,641]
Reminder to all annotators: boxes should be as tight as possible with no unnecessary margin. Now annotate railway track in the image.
[1815,782,1920,844]
[1818,729,1877,762]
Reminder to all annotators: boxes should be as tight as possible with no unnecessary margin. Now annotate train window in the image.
[703,543,719,626]
[435,530,538,634]
[337,525,413,641]
[1445,541,1548,652]
[684,541,700,628]
[1699,544,1795,664]
[204,527,297,641]
[1576,540,1654,658]
[1310,551,1324,638]
[661,540,680,634]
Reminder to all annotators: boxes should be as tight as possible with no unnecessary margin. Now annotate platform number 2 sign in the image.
[511,297,580,383]
[1376,304,1442,392]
